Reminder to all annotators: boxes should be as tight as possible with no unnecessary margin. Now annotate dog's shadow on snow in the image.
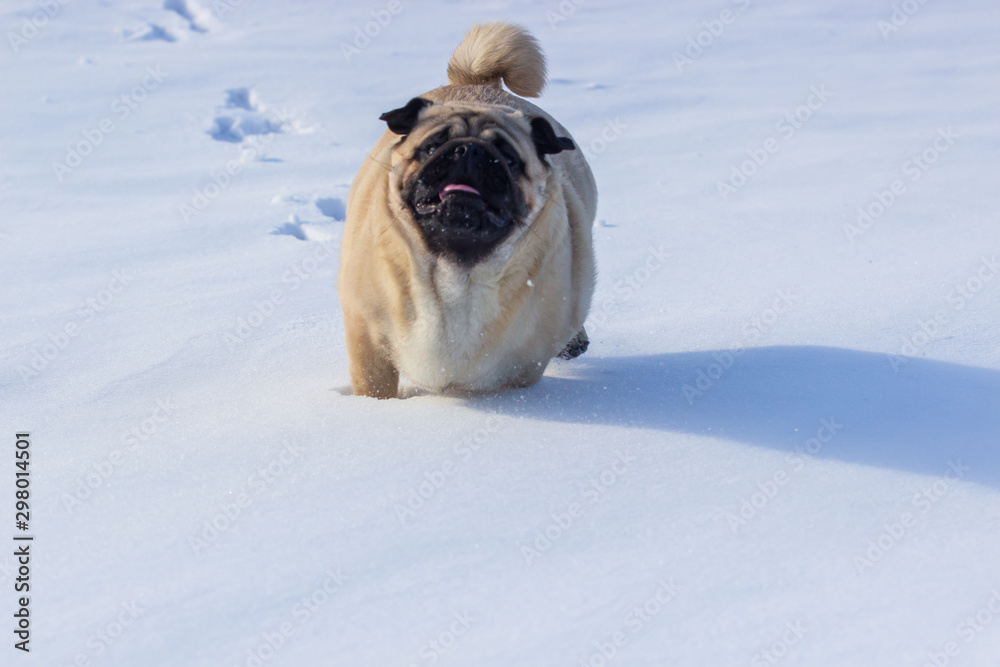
[470,346,1000,488]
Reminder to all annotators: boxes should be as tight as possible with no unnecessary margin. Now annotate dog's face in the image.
[379,97,575,264]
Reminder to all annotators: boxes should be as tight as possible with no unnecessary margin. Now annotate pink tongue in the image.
[441,183,481,197]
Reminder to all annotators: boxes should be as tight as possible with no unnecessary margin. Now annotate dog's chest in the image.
[396,261,522,390]
[427,262,503,350]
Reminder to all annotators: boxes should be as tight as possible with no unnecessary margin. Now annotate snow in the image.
[2,0,999,665]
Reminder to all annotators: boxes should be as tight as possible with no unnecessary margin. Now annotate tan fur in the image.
[447,22,547,97]
[339,23,596,398]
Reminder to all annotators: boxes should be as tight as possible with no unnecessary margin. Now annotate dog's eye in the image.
[419,130,450,158]
[493,138,522,172]
[500,148,521,172]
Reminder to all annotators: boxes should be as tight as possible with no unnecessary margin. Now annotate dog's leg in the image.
[345,321,399,399]
[557,327,589,360]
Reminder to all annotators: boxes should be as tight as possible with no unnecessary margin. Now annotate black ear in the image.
[379,97,432,135]
[530,117,576,159]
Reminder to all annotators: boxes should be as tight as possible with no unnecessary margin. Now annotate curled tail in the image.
[446,22,547,98]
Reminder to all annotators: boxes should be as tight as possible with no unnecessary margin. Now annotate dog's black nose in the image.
[451,142,486,162]
[446,142,507,193]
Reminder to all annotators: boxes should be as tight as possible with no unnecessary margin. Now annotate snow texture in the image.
[1,0,999,665]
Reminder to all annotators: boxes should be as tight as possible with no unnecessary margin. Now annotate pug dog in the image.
[338,21,596,398]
